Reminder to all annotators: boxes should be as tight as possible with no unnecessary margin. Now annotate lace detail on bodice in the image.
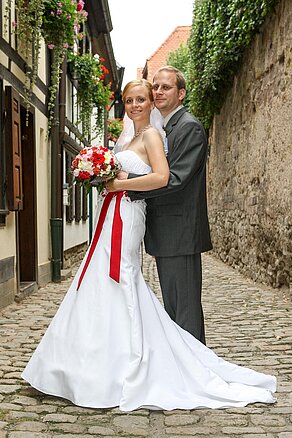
[115,150,151,175]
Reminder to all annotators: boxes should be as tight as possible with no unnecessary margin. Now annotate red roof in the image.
[137,26,191,82]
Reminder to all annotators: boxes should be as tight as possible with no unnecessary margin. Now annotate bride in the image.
[22,79,276,411]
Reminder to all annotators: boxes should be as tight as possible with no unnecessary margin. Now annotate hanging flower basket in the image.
[6,0,87,134]
[107,118,124,143]
[42,0,87,133]
[68,52,114,139]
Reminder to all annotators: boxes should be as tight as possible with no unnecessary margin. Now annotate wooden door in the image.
[18,106,36,282]
[5,86,36,284]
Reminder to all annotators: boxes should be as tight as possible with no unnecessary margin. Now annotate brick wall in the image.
[207,0,291,289]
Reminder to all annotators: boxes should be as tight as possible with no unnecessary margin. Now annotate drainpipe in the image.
[59,57,67,260]
[50,53,63,282]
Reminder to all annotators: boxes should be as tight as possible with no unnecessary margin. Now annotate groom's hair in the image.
[122,79,154,103]
[154,66,186,90]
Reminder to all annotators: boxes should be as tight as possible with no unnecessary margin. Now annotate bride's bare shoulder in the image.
[144,127,164,141]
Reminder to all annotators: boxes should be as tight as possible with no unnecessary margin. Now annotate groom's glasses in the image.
[153,84,176,92]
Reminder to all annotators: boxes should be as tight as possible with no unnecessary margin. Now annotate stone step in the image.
[15,281,38,302]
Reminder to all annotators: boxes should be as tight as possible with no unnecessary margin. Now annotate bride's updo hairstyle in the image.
[122,79,154,103]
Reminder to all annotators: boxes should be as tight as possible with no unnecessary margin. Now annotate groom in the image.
[129,66,212,344]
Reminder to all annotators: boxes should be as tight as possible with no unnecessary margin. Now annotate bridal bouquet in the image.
[72,145,121,194]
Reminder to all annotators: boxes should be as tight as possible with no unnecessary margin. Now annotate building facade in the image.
[137,26,191,82]
[0,0,123,309]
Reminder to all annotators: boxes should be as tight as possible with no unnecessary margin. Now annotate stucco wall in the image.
[207,0,291,289]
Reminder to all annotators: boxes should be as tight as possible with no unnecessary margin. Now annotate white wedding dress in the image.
[22,150,276,411]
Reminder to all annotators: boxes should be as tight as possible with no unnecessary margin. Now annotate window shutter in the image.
[5,86,23,211]
[75,184,81,222]
[82,187,88,221]
[65,152,73,222]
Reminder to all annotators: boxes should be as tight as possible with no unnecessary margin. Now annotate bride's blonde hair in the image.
[122,79,154,103]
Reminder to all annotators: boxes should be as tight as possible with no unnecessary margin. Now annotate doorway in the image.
[17,107,37,295]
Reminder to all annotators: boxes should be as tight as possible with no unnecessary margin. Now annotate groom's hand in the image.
[117,171,128,180]
[106,177,124,192]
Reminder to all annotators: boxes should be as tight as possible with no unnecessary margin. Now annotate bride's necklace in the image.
[132,124,152,139]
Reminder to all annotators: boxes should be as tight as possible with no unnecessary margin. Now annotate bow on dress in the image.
[77,191,124,291]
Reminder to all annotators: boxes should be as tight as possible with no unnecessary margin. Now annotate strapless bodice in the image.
[115,150,151,175]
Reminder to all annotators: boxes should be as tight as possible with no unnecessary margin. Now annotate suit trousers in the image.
[155,254,206,345]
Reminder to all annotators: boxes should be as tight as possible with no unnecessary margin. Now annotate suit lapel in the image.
[164,107,187,157]
[164,107,187,136]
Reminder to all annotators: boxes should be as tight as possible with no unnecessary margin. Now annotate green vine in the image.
[188,0,279,129]
[4,0,87,134]
[42,0,87,133]
[4,0,45,119]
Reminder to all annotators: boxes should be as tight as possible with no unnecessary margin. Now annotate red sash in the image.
[77,191,124,291]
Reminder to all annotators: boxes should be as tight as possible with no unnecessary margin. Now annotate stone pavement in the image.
[0,253,291,438]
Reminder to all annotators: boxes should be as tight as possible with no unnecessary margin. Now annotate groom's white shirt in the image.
[161,105,184,156]
[162,104,184,128]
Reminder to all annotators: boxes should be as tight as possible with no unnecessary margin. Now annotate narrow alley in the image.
[0,253,291,438]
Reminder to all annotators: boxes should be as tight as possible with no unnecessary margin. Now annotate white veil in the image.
[114,108,165,153]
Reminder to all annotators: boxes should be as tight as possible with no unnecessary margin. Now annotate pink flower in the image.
[57,9,62,15]
[12,20,17,28]
[63,42,69,49]
[48,43,55,49]
[77,0,84,12]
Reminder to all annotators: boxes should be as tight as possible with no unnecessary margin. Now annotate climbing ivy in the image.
[187,0,279,129]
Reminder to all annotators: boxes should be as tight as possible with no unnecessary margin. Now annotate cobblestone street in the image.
[0,253,291,438]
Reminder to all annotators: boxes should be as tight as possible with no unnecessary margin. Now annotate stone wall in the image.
[63,242,88,269]
[207,0,291,289]
[0,256,16,309]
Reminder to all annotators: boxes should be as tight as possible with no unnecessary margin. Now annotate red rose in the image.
[94,155,105,165]
[78,171,90,181]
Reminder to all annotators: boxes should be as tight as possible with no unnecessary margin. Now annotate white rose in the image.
[79,161,93,172]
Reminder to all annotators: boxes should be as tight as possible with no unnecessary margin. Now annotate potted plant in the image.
[68,52,114,139]
[107,118,124,143]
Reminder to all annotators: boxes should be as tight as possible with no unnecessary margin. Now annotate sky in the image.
[107,0,194,86]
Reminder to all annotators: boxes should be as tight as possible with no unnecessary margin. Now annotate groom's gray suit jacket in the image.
[129,107,212,257]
